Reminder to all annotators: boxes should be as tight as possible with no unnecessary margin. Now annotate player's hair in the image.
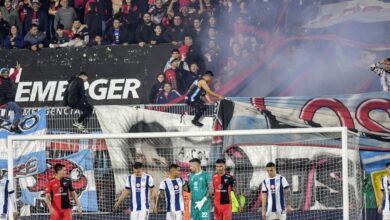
[385,162,390,168]
[203,70,214,77]
[215,159,226,164]
[169,164,180,170]
[54,163,65,173]
[266,162,276,168]
[134,162,144,169]
[79,72,88,77]
[189,158,201,164]
[385,58,390,62]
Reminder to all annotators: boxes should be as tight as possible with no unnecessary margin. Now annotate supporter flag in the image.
[0,108,47,172]
[215,92,390,151]
[303,0,390,29]
[95,106,213,194]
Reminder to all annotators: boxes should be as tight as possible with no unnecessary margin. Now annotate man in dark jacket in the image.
[163,15,186,45]
[0,63,22,133]
[135,12,153,47]
[63,72,92,133]
[104,18,132,45]
[23,0,49,35]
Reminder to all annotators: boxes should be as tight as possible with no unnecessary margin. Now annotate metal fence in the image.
[1,104,216,133]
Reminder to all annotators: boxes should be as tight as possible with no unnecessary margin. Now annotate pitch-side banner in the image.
[94,106,213,193]
[0,44,172,107]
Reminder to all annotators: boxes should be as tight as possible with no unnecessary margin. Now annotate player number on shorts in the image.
[202,212,208,218]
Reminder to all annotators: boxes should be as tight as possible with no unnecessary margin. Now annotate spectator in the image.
[105,18,131,45]
[164,58,181,92]
[207,16,216,29]
[70,18,89,44]
[0,63,23,133]
[150,24,166,45]
[48,0,60,38]
[0,10,10,40]
[204,39,220,71]
[188,17,202,41]
[185,34,204,71]
[135,12,153,47]
[49,24,69,48]
[148,0,167,26]
[178,35,192,57]
[54,0,77,30]
[68,33,86,47]
[17,0,32,26]
[88,34,104,46]
[94,0,113,31]
[156,82,180,104]
[24,23,46,50]
[3,24,24,48]
[23,0,48,35]
[187,0,203,18]
[0,0,21,30]
[164,48,189,72]
[120,0,140,35]
[149,72,165,103]
[163,14,186,45]
[84,2,102,38]
[207,27,217,41]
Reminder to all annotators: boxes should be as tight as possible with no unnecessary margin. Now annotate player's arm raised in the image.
[198,80,224,100]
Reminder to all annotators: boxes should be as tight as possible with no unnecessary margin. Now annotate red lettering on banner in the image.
[356,99,390,133]
[300,98,355,129]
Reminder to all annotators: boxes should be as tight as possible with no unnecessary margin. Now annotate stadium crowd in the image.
[0,0,345,103]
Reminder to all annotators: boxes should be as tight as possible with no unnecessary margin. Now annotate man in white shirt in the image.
[158,164,185,220]
[378,162,390,220]
[370,58,390,91]
[261,162,292,220]
[114,162,157,220]
[0,169,17,220]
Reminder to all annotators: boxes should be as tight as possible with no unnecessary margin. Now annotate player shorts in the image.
[214,204,232,220]
[50,208,72,220]
[266,211,286,220]
[131,210,149,220]
[191,201,210,220]
[166,211,184,220]
[383,211,390,220]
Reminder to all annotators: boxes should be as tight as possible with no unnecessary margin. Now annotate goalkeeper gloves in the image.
[195,197,207,210]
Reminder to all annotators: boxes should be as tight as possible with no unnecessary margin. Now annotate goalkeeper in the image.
[186,158,213,220]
